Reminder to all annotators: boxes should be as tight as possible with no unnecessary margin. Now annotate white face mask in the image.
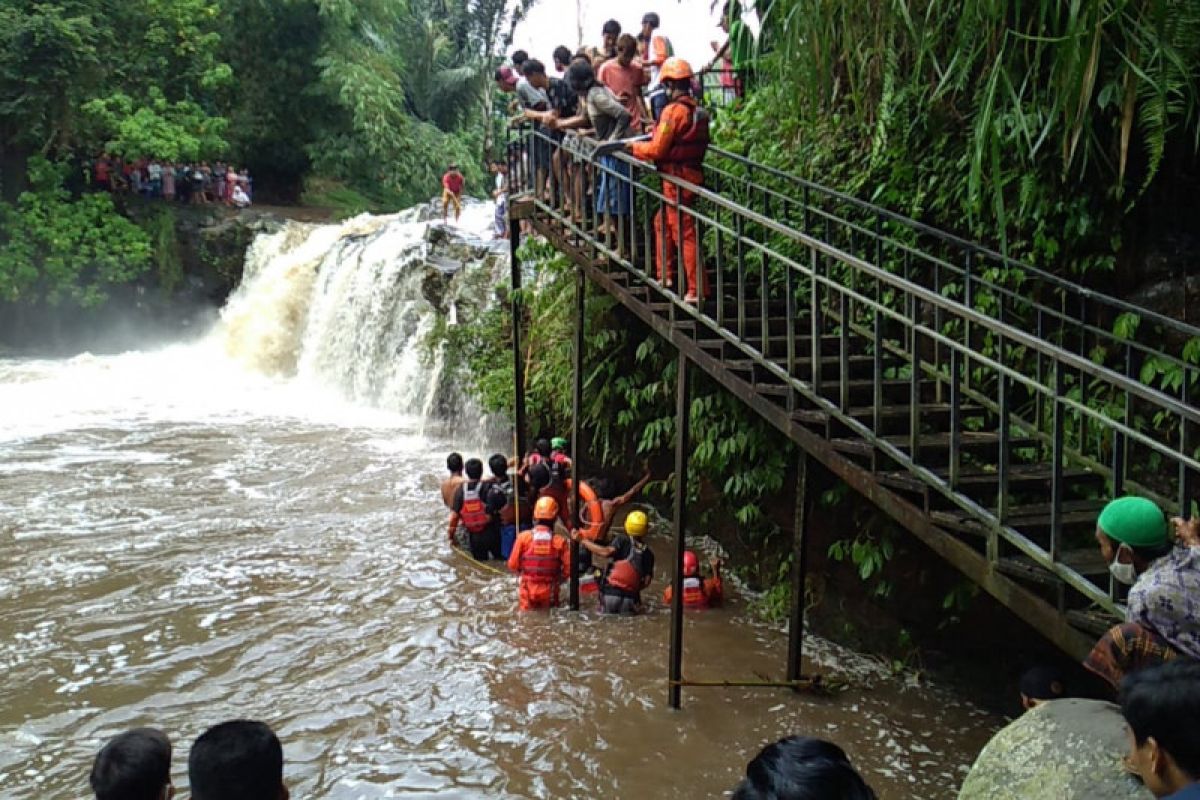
[1109,544,1137,585]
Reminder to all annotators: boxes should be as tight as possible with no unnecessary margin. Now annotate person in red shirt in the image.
[441,165,464,222]
[628,57,711,303]
[507,496,571,610]
[598,34,649,132]
[663,550,724,609]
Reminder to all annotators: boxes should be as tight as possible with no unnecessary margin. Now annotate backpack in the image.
[606,541,647,593]
[459,481,492,534]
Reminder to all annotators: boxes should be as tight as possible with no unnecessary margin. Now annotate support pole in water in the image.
[509,213,527,470]
[569,268,586,610]
[668,352,691,709]
[787,450,811,685]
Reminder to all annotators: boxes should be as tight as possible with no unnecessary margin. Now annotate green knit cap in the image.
[1097,496,1167,548]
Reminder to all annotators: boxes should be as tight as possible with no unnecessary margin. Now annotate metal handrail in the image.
[708,147,1200,341]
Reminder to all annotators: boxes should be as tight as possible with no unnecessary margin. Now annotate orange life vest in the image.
[682,576,708,609]
[460,481,491,534]
[606,542,647,593]
[519,526,562,585]
[660,97,710,166]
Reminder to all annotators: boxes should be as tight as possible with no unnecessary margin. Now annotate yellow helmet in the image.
[624,510,648,538]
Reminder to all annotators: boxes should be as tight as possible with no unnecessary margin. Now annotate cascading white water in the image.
[216,201,501,418]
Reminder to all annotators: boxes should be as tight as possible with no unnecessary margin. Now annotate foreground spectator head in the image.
[1019,664,1066,710]
[447,452,463,474]
[511,49,529,69]
[1121,659,1200,798]
[1095,496,1170,585]
[489,453,508,479]
[188,720,286,800]
[528,462,551,491]
[553,45,573,72]
[732,736,877,800]
[90,728,173,800]
[465,457,484,480]
[566,59,596,94]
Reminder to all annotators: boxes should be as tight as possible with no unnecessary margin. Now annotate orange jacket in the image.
[630,97,707,165]
[663,575,723,608]
[507,527,571,609]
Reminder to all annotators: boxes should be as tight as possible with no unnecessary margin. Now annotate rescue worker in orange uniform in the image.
[507,496,572,610]
[663,550,724,609]
[627,57,711,304]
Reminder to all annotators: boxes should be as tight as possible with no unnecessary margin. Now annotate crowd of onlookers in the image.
[89,155,253,208]
[85,658,1200,800]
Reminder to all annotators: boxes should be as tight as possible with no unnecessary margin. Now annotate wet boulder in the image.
[957,699,1153,800]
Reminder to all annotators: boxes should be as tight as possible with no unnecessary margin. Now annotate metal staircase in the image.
[507,126,1200,661]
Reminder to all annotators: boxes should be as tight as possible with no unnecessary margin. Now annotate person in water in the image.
[1085,497,1200,690]
[486,452,519,558]
[447,458,503,560]
[441,164,464,223]
[662,549,724,609]
[576,509,655,614]
[188,720,288,800]
[1019,664,1067,710]
[1121,659,1200,798]
[581,471,652,542]
[90,728,174,800]
[732,736,877,800]
[507,496,571,610]
[441,452,465,510]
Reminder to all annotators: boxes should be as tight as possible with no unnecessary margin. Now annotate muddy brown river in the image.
[0,209,1000,798]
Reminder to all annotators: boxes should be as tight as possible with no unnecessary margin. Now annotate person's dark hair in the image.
[447,452,463,473]
[1020,665,1066,702]
[493,67,507,82]
[465,457,484,480]
[602,19,621,36]
[521,58,546,78]
[642,12,660,28]
[616,33,639,58]
[90,728,172,800]
[528,462,551,491]
[553,45,573,67]
[1121,659,1200,779]
[489,453,508,479]
[188,720,283,800]
[732,736,877,800]
[566,59,597,93]
[534,438,552,458]
[511,49,528,67]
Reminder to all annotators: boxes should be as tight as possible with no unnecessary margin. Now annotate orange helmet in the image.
[659,57,694,82]
[534,496,559,521]
[683,550,700,577]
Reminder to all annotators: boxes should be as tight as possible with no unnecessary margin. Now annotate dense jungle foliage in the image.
[0,0,527,307]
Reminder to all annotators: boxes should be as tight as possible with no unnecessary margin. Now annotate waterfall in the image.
[214,201,503,420]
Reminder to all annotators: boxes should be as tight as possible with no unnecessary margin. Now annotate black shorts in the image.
[468,527,503,561]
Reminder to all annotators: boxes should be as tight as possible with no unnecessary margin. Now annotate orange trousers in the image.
[518,580,561,610]
[653,179,706,297]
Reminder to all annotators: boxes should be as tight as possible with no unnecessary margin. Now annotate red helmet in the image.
[534,496,559,521]
[683,550,700,577]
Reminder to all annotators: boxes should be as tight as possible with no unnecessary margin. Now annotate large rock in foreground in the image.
[957,699,1153,800]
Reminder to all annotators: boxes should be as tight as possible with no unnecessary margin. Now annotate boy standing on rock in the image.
[442,165,464,223]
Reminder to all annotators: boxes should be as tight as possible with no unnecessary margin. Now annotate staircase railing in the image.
[506,122,1199,631]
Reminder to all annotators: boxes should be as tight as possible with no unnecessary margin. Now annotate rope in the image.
[669,676,850,693]
[451,544,511,578]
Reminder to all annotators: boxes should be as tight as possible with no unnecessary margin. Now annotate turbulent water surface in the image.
[0,205,999,798]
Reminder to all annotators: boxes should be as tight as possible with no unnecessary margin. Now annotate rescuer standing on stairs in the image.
[627,57,711,304]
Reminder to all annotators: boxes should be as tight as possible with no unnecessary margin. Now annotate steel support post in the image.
[509,214,527,496]
[570,268,586,610]
[787,450,810,684]
[668,352,691,709]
